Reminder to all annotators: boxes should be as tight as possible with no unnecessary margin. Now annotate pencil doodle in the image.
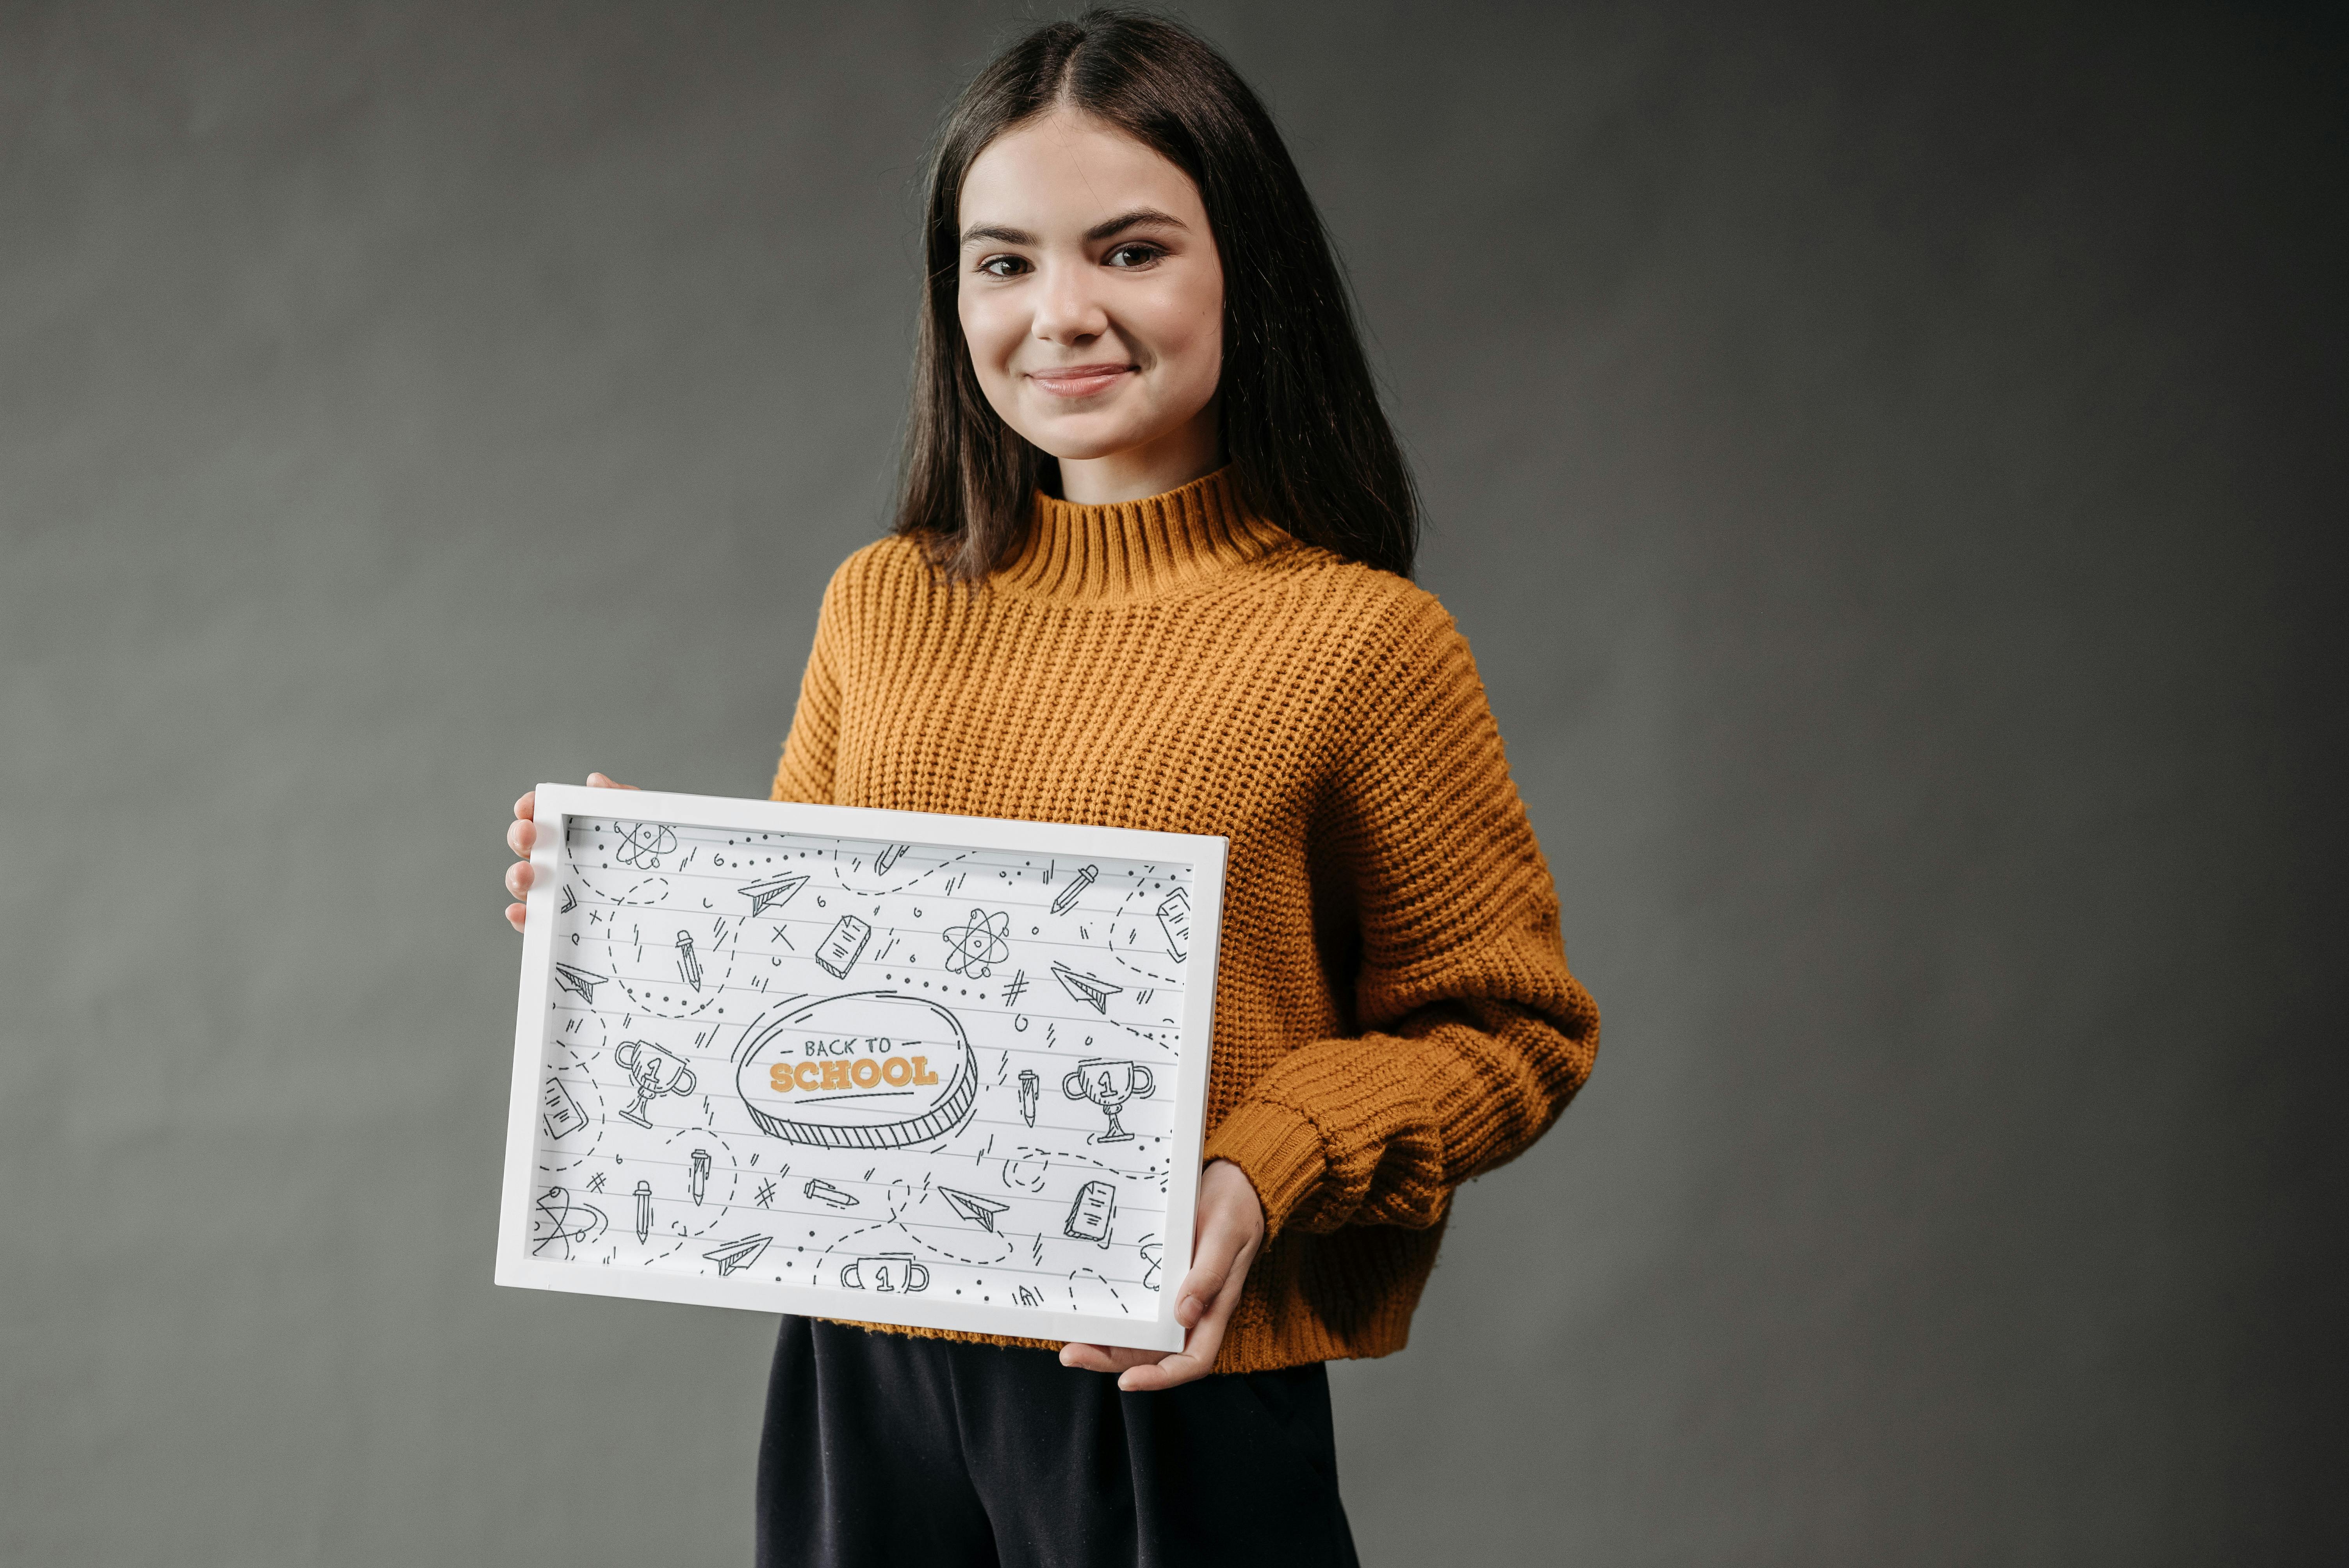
[613,822,679,869]
[523,811,1201,1325]
[704,1235,772,1276]
[533,1186,606,1260]
[740,872,807,916]
[1051,962,1123,1015]
[541,1076,588,1140]
[942,909,1011,978]
[937,1187,1010,1232]
[1051,864,1099,916]
[815,914,873,979]
[552,963,606,1003]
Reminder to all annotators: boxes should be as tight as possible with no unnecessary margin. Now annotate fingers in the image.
[1058,1342,1160,1376]
[506,902,527,932]
[508,817,536,858]
[586,772,638,791]
[505,860,535,901]
[514,788,536,823]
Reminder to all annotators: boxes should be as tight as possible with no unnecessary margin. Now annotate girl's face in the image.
[957,110,1224,490]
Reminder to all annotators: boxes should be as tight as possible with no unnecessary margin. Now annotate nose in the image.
[1031,257,1109,347]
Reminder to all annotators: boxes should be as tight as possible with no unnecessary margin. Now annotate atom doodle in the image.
[612,822,679,868]
[942,909,1012,978]
[532,1186,607,1260]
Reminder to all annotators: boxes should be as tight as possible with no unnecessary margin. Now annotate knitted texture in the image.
[771,468,1599,1373]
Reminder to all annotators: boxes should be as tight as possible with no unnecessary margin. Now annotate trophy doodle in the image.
[1062,1058,1155,1144]
[612,1038,698,1128]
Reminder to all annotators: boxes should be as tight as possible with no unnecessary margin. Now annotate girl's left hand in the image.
[1060,1158,1265,1391]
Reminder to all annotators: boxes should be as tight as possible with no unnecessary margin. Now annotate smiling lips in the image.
[1027,363,1134,398]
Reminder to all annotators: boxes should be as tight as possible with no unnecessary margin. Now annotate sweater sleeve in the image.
[1201,593,1600,1238]
[768,560,848,806]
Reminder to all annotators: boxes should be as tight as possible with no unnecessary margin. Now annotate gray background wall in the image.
[4,2,2340,1563]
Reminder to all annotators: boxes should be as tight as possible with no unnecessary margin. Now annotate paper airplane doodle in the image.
[1051,962,1123,1014]
[937,1186,1011,1232]
[540,1075,588,1140]
[1051,864,1099,916]
[674,932,702,991]
[559,884,579,913]
[1155,887,1191,962]
[704,1235,772,1276]
[553,963,606,1003]
[815,914,873,979]
[942,909,1011,978]
[739,872,808,916]
[804,1178,859,1208]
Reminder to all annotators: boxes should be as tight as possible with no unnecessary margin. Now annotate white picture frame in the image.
[495,785,1227,1352]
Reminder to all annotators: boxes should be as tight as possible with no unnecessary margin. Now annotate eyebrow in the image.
[957,208,1191,248]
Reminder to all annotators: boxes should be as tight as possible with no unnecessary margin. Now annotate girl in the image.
[503,11,1598,1565]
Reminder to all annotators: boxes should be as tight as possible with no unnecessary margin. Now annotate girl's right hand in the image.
[505,772,638,930]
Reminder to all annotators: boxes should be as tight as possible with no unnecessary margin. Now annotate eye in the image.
[977,254,1031,279]
[1104,242,1165,269]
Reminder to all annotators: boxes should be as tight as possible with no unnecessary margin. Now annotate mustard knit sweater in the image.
[770,469,1599,1374]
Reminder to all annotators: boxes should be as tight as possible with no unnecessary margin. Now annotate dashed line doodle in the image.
[522,811,1199,1324]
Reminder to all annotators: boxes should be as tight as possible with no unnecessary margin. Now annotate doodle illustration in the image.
[1051,864,1099,916]
[740,871,807,916]
[942,909,1011,978]
[840,1254,929,1292]
[553,963,606,1003]
[1051,962,1123,1015]
[1064,1058,1155,1143]
[541,1076,588,1140]
[1155,887,1191,962]
[533,1186,606,1260]
[559,884,579,913]
[1064,1180,1117,1249]
[613,1039,698,1129]
[938,1187,1011,1232]
[613,822,679,868]
[815,914,873,979]
[705,1235,772,1276]
[522,810,1203,1330]
[736,992,978,1148]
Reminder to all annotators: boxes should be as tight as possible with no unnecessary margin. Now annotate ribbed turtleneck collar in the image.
[994,467,1291,604]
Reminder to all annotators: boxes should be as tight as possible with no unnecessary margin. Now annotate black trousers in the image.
[756,1317,1360,1568]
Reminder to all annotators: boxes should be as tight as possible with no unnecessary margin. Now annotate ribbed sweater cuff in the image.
[1204,1099,1327,1240]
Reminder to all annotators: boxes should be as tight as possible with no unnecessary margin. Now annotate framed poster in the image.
[495,784,1226,1352]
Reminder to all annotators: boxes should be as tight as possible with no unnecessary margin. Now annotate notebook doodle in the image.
[525,815,1194,1324]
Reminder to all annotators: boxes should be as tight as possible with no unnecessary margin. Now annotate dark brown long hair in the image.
[894,8,1421,581]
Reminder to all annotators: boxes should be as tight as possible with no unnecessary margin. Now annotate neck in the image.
[1052,404,1222,505]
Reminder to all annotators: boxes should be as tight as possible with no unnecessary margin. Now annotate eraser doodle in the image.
[814,914,873,978]
[1155,886,1191,962]
[1064,1179,1116,1250]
